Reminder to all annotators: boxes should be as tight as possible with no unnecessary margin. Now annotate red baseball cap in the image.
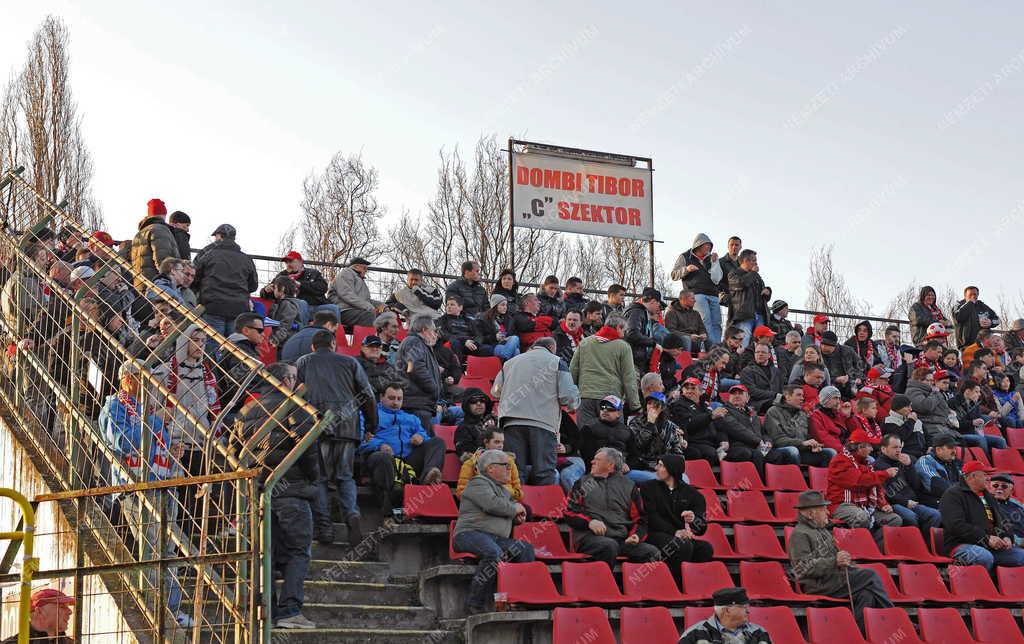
[866,366,892,380]
[283,250,303,262]
[31,588,74,610]
[963,461,995,475]
[682,377,702,387]
[813,314,830,324]
[728,384,748,394]
[847,429,872,444]
[934,370,950,381]
[752,325,776,338]
[90,231,115,248]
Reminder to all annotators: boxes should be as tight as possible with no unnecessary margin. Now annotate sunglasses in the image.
[991,483,1013,490]
[599,404,620,411]
[247,325,265,332]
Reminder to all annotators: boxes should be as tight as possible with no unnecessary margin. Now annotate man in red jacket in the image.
[808,385,855,452]
[827,429,903,541]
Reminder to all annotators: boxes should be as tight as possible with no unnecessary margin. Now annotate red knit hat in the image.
[813,314,830,324]
[847,429,873,444]
[147,198,167,217]
[90,231,115,248]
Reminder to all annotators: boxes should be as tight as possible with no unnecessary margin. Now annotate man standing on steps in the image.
[297,330,378,548]
[192,223,258,340]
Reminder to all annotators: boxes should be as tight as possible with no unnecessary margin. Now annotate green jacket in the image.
[453,473,519,539]
[569,334,640,412]
[764,399,810,448]
[788,513,845,596]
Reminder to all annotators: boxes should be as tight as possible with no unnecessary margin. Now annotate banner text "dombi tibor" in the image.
[511,151,654,242]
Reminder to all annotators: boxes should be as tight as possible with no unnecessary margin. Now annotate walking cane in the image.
[844,565,856,616]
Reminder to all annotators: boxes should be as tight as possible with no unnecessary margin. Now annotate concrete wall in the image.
[0,418,136,643]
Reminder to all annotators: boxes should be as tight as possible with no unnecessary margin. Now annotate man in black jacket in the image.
[715,384,797,478]
[193,224,259,340]
[624,287,665,374]
[394,315,443,432]
[356,335,393,397]
[217,312,264,415]
[578,395,632,465]
[941,461,1024,569]
[874,434,940,532]
[820,330,865,397]
[670,377,729,463]
[537,275,566,319]
[438,294,485,361]
[243,362,320,629]
[727,249,771,350]
[445,260,489,318]
[638,454,713,585]
[168,210,192,260]
[296,330,378,547]
[953,286,1000,349]
[279,251,339,322]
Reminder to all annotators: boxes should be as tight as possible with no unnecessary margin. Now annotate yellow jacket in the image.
[456,450,523,501]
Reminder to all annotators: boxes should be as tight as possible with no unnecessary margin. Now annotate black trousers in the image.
[364,437,446,507]
[685,442,719,465]
[646,531,714,585]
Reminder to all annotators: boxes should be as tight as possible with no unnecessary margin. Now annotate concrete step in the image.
[300,603,437,629]
[308,559,391,583]
[278,579,417,605]
[269,627,461,643]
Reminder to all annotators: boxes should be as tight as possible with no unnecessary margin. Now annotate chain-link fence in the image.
[0,168,330,643]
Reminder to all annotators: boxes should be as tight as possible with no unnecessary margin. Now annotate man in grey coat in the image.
[394,315,443,432]
[788,490,892,630]
[329,257,380,327]
[492,337,580,485]
[451,449,534,614]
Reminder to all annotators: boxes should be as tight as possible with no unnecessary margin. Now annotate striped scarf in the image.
[884,342,901,368]
[924,302,944,322]
[702,368,719,403]
[839,446,883,508]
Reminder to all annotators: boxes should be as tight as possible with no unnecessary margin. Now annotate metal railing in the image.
[0,168,330,643]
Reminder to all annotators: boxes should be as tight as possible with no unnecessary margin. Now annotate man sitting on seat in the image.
[451,449,534,614]
[564,447,660,568]
[989,473,1024,545]
[678,587,772,644]
[874,434,941,532]
[359,383,446,512]
[764,385,836,466]
[826,429,903,540]
[914,434,963,508]
[456,428,523,502]
[941,461,1024,570]
[789,490,893,630]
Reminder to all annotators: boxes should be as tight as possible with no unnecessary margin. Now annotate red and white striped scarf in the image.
[702,368,719,403]
[923,302,944,323]
[885,342,901,368]
[839,446,883,508]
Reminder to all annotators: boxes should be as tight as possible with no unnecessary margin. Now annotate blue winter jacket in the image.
[359,403,429,459]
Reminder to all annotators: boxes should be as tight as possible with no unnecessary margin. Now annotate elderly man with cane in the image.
[788,490,893,629]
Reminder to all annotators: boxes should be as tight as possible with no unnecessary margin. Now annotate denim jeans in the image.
[734,316,763,349]
[556,457,586,494]
[892,503,942,531]
[452,530,535,611]
[503,425,558,485]
[271,496,313,619]
[121,489,183,615]
[960,433,1007,455]
[295,301,342,326]
[201,313,234,357]
[627,469,658,483]
[952,543,1024,571]
[318,439,359,519]
[692,294,723,345]
[492,336,521,361]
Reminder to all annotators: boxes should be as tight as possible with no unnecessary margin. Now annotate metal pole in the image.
[647,157,656,288]
[648,240,655,288]
[73,496,83,643]
[0,488,37,644]
[507,138,516,272]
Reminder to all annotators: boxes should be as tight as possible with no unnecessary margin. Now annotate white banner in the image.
[511,151,654,242]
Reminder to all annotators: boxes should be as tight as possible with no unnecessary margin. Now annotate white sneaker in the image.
[276,613,316,629]
[176,612,195,628]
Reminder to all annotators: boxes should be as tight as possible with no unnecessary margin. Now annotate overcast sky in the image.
[2,2,1023,316]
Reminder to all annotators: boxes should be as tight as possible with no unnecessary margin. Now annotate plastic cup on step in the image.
[493,592,509,612]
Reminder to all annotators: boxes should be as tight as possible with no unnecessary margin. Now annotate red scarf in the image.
[702,368,719,403]
[559,320,583,345]
[855,340,874,366]
[885,342,901,368]
[924,302,944,322]
[594,325,621,342]
[806,328,823,347]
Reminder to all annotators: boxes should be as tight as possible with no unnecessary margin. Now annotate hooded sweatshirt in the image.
[844,320,876,366]
[167,323,221,447]
[671,233,723,295]
[454,388,496,456]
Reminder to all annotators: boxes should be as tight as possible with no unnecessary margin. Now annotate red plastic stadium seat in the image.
[740,561,843,603]
[883,526,951,563]
[622,562,685,603]
[258,327,276,365]
[997,566,1024,597]
[433,425,457,451]
[864,607,925,644]
[680,561,735,600]
[733,524,787,559]
[726,490,787,523]
[765,463,809,491]
[772,491,803,523]
[857,562,922,604]
[552,607,615,644]
[971,447,993,468]
[458,377,495,398]
[806,606,869,644]
[620,606,679,644]
[949,564,1024,602]
[808,466,829,491]
[521,485,566,521]
[441,453,461,483]
[719,460,765,490]
[683,606,714,630]
[402,484,458,521]
[971,607,1024,644]
[700,489,728,522]
[466,355,503,380]
[512,522,588,561]
[929,527,948,558]
[982,423,1004,438]
[675,351,693,370]
[1015,475,1024,502]
[897,563,956,602]
[334,324,350,347]
[448,521,474,561]
[350,325,375,348]
[749,606,810,644]
[1007,428,1024,449]
[834,527,900,561]
[684,459,723,489]
[700,524,743,560]
[917,607,983,644]
[560,561,633,605]
[498,562,577,606]
[992,448,1024,474]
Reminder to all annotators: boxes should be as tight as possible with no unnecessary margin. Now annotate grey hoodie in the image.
[670,233,723,292]
[168,323,218,447]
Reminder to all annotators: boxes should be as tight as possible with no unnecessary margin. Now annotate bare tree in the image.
[884,280,919,320]
[299,150,385,270]
[276,224,298,259]
[805,244,872,315]
[0,16,102,228]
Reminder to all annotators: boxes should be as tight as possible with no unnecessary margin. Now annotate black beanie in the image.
[661,454,687,482]
[891,394,912,412]
[662,333,686,351]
